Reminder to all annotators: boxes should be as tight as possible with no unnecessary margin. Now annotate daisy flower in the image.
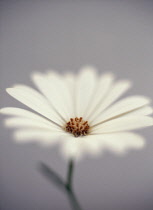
[1,66,153,160]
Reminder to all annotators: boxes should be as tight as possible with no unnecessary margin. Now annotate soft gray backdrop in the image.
[0,0,153,210]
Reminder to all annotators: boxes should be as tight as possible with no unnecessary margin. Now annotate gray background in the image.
[0,0,153,210]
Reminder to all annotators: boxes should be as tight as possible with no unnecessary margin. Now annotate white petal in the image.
[6,86,63,126]
[13,129,66,146]
[61,135,102,160]
[126,106,153,116]
[81,135,103,156]
[4,117,62,131]
[0,107,60,129]
[89,80,132,122]
[31,72,74,121]
[64,73,76,118]
[92,96,151,126]
[61,136,83,160]
[95,132,145,154]
[61,132,145,159]
[92,116,153,133]
[75,66,97,117]
[85,72,114,119]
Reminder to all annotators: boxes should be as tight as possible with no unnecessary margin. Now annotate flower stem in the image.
[66,189,83,210]
[66,159,74,191]
[65,159,83,210]
[38,160,83,210]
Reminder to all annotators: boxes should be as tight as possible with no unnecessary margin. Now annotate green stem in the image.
[65,159,83,210]
[38,160,83,210]
[66,159,74,191]
[66,189,83,210]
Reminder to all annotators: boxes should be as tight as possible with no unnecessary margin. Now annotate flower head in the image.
[1,66,153,160]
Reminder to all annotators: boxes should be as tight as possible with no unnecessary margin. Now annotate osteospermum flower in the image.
[1,66,153,159]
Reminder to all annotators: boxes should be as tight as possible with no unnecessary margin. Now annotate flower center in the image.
[65,117,90,137]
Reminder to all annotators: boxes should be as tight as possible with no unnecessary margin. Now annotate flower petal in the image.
[0,107,60,128]
[4,117,62,131]
[60,136,83,160]
[75,66,97,117]
[64,73,76,118]
[60,135,102,160]
[89,80,132,122]
[126,106,153,116]
[6,86,63,126]
[92,96,151,126]
[31,71,74,121]
[92,116,153,133]
[13,129,67,146]
[61,132,145,159]
[95,132,145,154]
[85,72,114,119]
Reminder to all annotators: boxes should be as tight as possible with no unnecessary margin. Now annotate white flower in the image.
[1,66,153,160]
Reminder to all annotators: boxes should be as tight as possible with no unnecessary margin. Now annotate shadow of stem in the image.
[38,162,83,210]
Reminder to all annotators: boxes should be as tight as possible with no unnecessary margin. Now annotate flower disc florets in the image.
[65,117,90,137]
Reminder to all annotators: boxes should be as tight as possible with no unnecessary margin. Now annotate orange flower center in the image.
[65,117,90,137]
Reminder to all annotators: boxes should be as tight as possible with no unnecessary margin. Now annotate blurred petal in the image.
[75,66,97,117]
[6,86,63,126]
[60,136,83,160]
[92,96,150,126]
[126,106,153,116]
[92,116,153,133]
[4,117,62,131]
[89,80,132,122]
[13,129,67,146]
[64,73,76,118]
[0,107,60,129]
[61,135,102,160]
[85,72,114,119]
[32,72,74,121]
[97,132,145,154]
